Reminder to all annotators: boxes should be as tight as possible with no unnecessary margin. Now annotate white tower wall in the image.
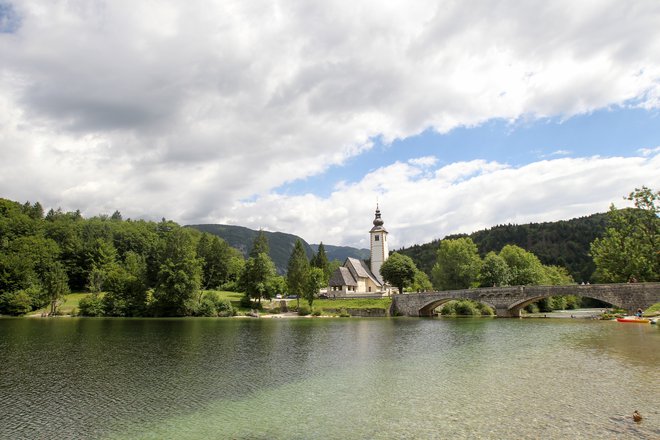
[369,205,388,279]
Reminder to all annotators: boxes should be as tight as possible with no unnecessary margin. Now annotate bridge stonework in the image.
[390,283,660,318]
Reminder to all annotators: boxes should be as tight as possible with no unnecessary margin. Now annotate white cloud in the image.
[0,0,659,238]
[408,156,438,167]
[223,152,660,248]
[638,146,660,157]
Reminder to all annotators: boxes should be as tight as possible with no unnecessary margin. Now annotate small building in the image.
[328,205,393,296]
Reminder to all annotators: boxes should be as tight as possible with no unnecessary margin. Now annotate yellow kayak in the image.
[616,317,650,323]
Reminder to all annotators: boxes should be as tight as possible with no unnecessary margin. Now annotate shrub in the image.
[339,307,350,317]
[440,302,456,315]
[196,297,217,317]
[525,303,540,314]
[454,300,479,316]
[551,296,567,310]
[478,303,495,316]
[312,307,323,316]
[537,297,553,313]
[645,302,660,315]
[565,295,581,310]
[269,307,281,314]
[298,305,311,316]
[239,295,252,309]
[215,298,233,317]
[79,294,104,317]
[0,290,34,315]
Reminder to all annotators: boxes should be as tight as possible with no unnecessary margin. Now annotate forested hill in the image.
[187,224,314,274]
[397,213,609,282]
[187,224,369,274]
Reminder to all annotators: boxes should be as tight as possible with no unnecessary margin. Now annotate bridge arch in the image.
[418,298,498,317]
[507,294,616,317]
[391,283,660,317]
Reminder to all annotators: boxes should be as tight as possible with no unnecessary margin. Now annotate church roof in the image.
[329,266,357,287]
[346,257,382,287]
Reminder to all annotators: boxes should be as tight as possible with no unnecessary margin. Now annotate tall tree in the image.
[240,253,276,305]
[409,269,433,292]
[590,186,659,282]
[479,251,511,287]
[431,238,482,290]
[250,230,270,258]
[499,245,546,286]
[380,252,417,295]
[311,242,330,284]
[42,262,70,315]
[153,228,202,316]
[287,239,309,307]
[303,267,324,307]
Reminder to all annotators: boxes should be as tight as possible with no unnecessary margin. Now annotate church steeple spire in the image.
[373,204,384,227]
[369,204,389,280]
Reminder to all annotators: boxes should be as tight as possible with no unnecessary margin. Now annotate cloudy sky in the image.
[1,0,659,249]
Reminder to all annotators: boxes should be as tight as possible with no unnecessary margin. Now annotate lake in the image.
[1,317,658,439]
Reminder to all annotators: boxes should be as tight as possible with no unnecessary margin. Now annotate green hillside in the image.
[397,213,609,282]
[187,224,314,274]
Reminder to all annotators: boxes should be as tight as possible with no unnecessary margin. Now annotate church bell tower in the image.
[369,204,389,279]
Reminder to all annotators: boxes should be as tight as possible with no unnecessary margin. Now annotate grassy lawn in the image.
[308,297,392,310]
[28,292,90,316]
[201,291,393,315]
[644,302,660,316]
[27,290,393,317]
[202,290,248,312]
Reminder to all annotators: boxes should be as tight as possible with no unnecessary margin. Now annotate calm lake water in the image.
[1,317,658,439]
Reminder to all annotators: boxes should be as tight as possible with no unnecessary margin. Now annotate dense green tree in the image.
[542,265,574,285]
[153,228,202,316]
[0,289,34,315]
[250,229,270,257]
[591,186,659,282]
[197,234,241,289]
[303,267,324,307]
[267,275,287,299]
[240,252,276,305]
[408,269,433,292]
[431,238,482,290]
[499,245,546,286]
[311,242,330,284]
[102,252,149,316]
[398,212,609,282]
[380,252,417,295]
[287,239,309,307]
[479,251,511,287]
[42,262,70,315]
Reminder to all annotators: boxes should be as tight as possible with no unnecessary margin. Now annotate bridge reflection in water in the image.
[391,282,660,317]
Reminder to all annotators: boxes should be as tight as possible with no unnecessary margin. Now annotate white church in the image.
[327,205,394,296]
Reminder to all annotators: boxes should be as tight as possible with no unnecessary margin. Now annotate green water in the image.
[1,317,658,439]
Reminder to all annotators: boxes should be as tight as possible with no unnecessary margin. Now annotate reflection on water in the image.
[0,317,658,439]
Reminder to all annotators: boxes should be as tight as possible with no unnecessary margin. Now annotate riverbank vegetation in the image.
[439,300,494,316]
[2,186,656,318]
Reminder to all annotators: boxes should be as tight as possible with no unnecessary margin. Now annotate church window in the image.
[375,235,379,241]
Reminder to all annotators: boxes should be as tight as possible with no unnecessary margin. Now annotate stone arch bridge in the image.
[390,283,660,318]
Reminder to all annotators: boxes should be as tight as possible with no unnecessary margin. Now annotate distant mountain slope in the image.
[310,244,370,263]
[397,213,609,282]
[187,224,314,274]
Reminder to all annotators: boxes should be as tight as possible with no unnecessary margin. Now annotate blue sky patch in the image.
[276,106,660,198]
[0,2,20,33]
